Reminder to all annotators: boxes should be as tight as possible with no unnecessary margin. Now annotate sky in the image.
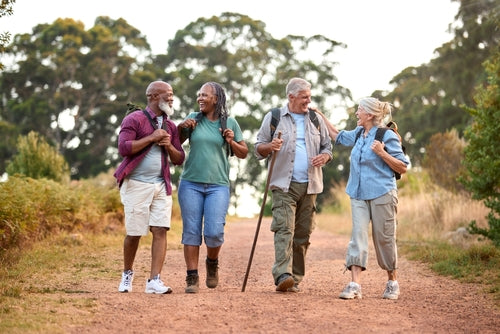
[2,0,459,110]
[1,0,460,216]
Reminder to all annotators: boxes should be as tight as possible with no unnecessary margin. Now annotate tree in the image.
[460,49,500,247]
[384,0,499,167]
[6,131,70,183]
[0,17,160,178]
[0,0,15,70]
[423,129,466,193]
[154,12,352,208]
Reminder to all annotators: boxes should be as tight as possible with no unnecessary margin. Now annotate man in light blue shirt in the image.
[255,77,332,292]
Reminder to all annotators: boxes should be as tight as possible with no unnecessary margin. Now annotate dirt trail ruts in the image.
[68,218,499,334]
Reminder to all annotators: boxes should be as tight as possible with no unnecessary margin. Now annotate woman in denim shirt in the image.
[316,97,409,300]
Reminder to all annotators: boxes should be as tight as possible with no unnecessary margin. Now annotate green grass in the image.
[400,240,500,299]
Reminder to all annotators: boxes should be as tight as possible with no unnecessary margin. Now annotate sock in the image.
[187,269,198,276]
[206,257,218,264]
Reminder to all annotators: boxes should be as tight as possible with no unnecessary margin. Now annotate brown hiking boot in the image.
[185,274,199,294]
[275,274,294,292]
[205,258,219,288]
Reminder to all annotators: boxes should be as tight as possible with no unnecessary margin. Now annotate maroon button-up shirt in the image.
[113,107,185,195]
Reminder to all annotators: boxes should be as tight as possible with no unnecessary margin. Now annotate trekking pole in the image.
[242,132,281,292]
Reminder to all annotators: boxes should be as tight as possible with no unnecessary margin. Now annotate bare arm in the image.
[229,140,249,159]
[222,128,248,159]
[313,108,339,141]
[177,118,198,144]
[256,137,283,157]
[371,141,408,175]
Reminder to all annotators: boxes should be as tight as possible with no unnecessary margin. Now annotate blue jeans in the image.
[178,180,230,248]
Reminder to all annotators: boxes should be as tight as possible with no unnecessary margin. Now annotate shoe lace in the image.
[347,283,359,293]
[186,275,198,285]
[152,275,164,286]
[123,274,132,285]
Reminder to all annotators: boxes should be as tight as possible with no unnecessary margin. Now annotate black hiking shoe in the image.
[206,258,219,288]
[185,274,199,294]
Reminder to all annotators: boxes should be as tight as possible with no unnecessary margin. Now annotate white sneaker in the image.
[339,282,362,299]
[145,275,173,294]
[383,280,400,300]
[118,270,134,293]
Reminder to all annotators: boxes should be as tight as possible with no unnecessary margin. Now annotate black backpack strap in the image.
[308,109,320,132]
[354,128,363,143]
[375,127,388,143]
[219,114,233,157]
[270,107,281,138]
[142,109,159,130]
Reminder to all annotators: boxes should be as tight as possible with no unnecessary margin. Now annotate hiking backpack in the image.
[354,121,406,180]
[269,107,320,137]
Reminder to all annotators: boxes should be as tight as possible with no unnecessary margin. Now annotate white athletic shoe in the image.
[145,275,173,294]
[118,270,134,293]
[382,280,400,300]
[339,282,362,299]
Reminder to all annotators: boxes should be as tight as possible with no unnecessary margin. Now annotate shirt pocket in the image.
[307,126,321,148]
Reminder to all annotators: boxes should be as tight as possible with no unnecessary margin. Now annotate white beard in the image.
[159,100,174,116]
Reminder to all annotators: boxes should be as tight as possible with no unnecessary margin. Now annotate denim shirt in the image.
[255,106,332,194]
[113,107,185,195]
[336,126,409,200]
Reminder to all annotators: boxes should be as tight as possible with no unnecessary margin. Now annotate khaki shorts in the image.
[120,178,172,236]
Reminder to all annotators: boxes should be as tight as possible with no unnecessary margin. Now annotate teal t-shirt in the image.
[180,112,244,186]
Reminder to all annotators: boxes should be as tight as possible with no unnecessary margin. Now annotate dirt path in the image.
[68,218,499,333]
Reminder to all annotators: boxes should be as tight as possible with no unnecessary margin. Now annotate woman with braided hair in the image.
[177,82,248,293]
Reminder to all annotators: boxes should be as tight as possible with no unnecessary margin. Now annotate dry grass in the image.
[317,175,489,244]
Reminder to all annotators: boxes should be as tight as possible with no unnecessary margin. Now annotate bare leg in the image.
[388,269,397,281]
[351,265,363,284]
[206,246,221,260]
[150,226,167,279]
[123,235,141,271]
[184,245,200,270]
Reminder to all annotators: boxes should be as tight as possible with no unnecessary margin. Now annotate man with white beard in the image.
[114,80,185,294]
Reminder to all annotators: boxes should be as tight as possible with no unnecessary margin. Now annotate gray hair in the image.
[286,78,311,97]
[359,97,392,126]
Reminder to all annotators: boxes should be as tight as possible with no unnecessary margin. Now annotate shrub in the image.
[0,174,123,255]
[460,50,500,247]
[423,129,466,193]
[6,131,70,183]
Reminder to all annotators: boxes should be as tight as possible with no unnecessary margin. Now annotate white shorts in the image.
[119,178,172,236]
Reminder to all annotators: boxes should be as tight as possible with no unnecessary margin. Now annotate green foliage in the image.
[0,0,15,70]
[6,131,70,183]
[0,16,157,178]
[423,129,466,193]
[401,240,499,292]
[384,0,499,167]
[157,12,352,198]
[461,49,500,247]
